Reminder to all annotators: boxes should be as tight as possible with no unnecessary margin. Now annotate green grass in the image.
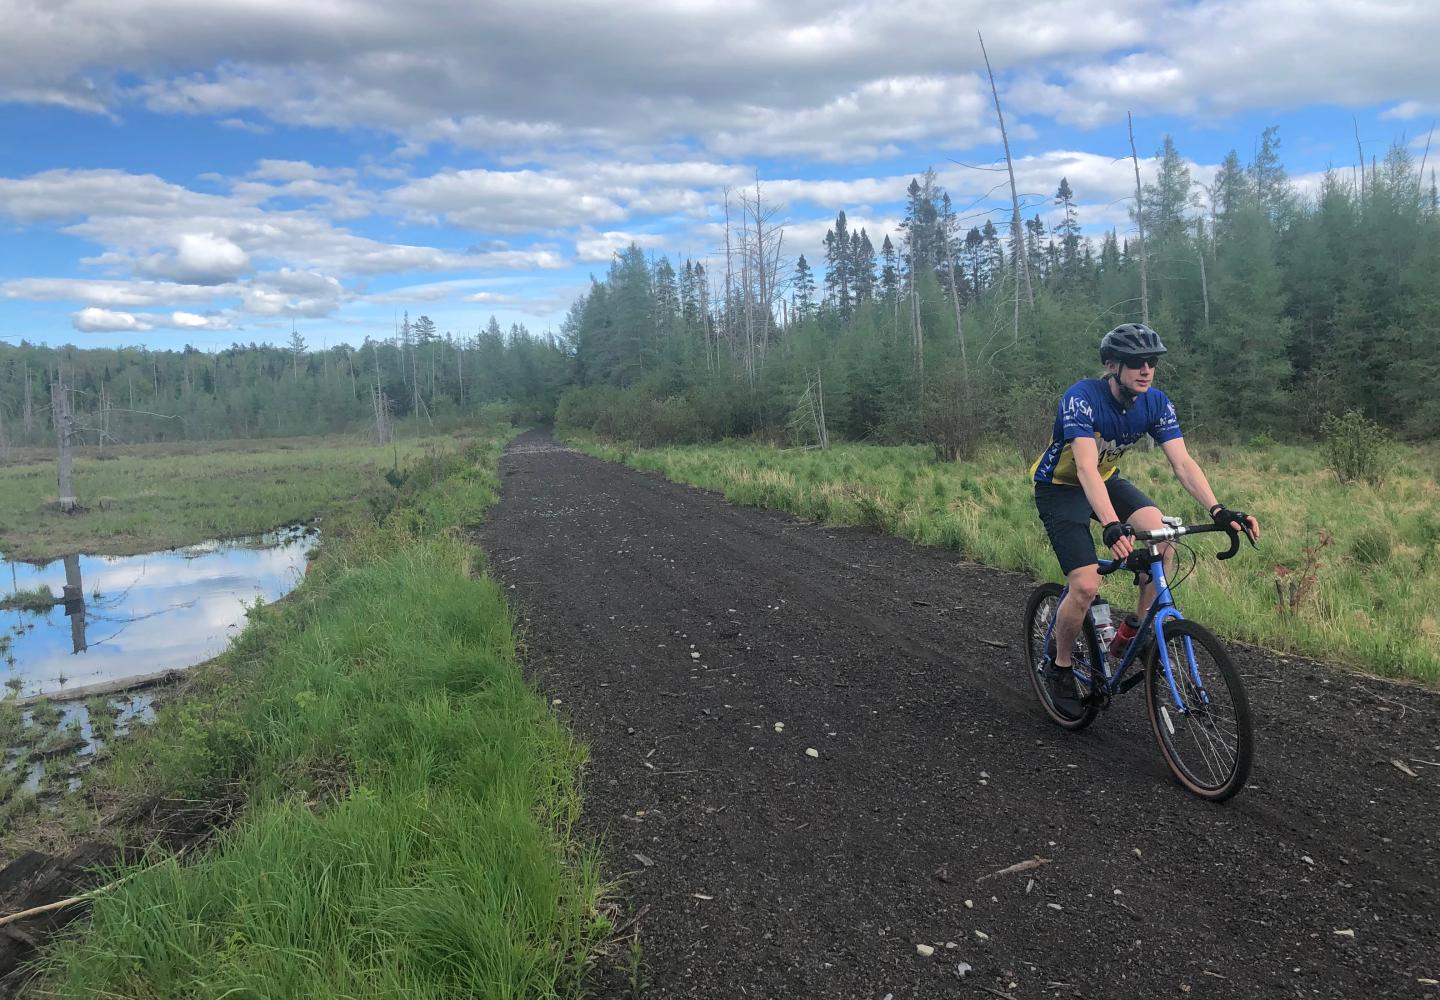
[567,433,1440,684]
[33,430,608,998]
[0,433,451,563]
[0,585,55,612]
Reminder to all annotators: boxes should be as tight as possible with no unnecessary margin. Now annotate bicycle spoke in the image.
[1152,625,1247,794]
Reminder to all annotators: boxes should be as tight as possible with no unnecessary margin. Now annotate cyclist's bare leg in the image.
[1126,506,1173,617]
[1053,565,1101,667]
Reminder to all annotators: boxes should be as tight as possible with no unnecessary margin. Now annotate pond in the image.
[1,524,317,701]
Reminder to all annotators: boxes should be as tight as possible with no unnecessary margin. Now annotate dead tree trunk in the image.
[979,31,1033,312]
[63,554,87,654]
[51,380,78,512]
[23,368,34,435]
[1195,217,1211,331]
[946,255,968,375]
[815,368,829,450]
[1128,111,1150,325]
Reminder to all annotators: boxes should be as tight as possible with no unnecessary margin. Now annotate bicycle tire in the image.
[1022,583,1101,731]
[1144,619,1254,801]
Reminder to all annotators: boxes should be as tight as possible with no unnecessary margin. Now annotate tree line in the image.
[3,125,1436,456]
[559,127,1440,451]
[0,317,569,452]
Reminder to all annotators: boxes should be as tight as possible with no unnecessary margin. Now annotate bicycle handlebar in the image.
[1097,521,1253,577]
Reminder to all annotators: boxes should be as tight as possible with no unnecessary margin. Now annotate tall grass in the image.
[568,433,1440,684]
[36,431,606,998]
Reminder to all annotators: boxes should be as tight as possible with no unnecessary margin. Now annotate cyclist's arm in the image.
[1158,437,1220,511]
[1159,438,1261,540]
[1070,436,1121,525]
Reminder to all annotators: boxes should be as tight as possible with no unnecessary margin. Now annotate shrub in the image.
[921,365,985,463]
[1323,410,1391,485]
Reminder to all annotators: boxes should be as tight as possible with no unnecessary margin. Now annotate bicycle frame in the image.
[1044,548,1206,714]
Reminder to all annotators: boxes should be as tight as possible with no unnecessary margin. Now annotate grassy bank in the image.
[31,431,606,997]
[568,434,1440,684]
[0,434,438,563]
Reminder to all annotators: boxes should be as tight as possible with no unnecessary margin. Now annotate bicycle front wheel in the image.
[1144,619,1254,801]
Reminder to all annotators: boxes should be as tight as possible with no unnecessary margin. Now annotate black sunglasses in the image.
[1121,356,1161,370]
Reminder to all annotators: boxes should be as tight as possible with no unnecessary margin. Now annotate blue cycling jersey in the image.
[1030,378,1183,486]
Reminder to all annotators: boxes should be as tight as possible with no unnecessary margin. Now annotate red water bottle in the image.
[1110,615,1139,657]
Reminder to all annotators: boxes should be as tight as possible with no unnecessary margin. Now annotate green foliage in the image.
[40,432,602,997]
[0,586,55,612]
[1323,410,1392,485]
[921,363,983,462]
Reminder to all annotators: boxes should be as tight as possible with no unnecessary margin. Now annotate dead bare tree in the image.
[23,366,34,435]
[723,189,742,386]
[51,378,78,512]
[370,384,394,444]
[1354,116,1367,201]
[1128,111,1150,325]
[978,30,1033,319]
[1194,214,1211,331]
[723,180,788,383]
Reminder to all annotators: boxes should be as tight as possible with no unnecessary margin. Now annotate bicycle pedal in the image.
[1118,672,1144,694]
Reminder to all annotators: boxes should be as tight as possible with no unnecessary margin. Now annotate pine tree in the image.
[1054,178,1081,281]
[1249,126,1292,228]
[1144,136,1194,250]
[824,211,853,318]
[1209,150,1246,243]
[963,226,985,296]
[853,229,877,304]
[880,235,900,304]
[793,254,817,318]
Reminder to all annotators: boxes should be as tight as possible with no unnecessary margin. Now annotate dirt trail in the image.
[478,431,1439,1000]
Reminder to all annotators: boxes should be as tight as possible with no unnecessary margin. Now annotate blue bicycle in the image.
[1023,517,1255,801]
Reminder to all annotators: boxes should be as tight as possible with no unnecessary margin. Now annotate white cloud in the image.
[0,0,1433,166]
[1019,2,1440,126]
[391,169,627,231]
[1,277,235,307]
[248,160,355,183]
[140,232,252,284]
[574,228,669,263]
[219,117,271,134]
[73,307,154,332]
[170,311,230,329]
[0,1,1139,159]
[0,167,569,327]
[711,75,1001,162]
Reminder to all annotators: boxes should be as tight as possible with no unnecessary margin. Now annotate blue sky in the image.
[1,0,1435,351]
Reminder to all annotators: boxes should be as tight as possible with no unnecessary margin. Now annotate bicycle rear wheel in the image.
[1144,619,1254,801]
[1022,583,1101,731]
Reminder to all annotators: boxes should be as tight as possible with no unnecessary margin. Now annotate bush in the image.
[921,365,985,463]
[1323,410,1391,485]
[556,383,747,446]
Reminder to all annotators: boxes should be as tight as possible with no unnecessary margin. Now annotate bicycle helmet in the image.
[1099,323,1167,364]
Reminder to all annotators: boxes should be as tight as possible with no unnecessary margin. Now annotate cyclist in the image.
[1030,323,1260,715]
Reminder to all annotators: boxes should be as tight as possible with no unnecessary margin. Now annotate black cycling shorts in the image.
[1034,477,1158,576]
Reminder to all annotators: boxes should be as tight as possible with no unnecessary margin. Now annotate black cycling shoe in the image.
[1047,661,1085,718]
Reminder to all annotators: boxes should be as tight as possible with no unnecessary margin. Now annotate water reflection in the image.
[2,525,316,699]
